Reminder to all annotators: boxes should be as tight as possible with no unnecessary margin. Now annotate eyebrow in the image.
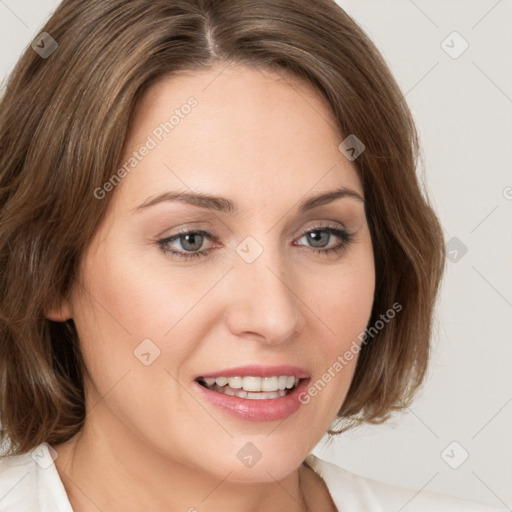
[131,186,364,215]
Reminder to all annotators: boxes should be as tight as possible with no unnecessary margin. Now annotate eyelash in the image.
[156,224,354,262]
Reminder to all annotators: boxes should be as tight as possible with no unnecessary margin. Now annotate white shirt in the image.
[0,442,505,511]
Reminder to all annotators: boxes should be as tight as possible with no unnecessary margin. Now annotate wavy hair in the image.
[0,0,445,455]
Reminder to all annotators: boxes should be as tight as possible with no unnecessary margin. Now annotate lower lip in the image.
[193,378,311,422]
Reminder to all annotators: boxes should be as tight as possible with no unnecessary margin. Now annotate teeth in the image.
[277,376,288,390]
[227,376,243,389]
[243,376,262,392]
[199,375,301,397]
[208,385,287,400]
[261,376,278,392]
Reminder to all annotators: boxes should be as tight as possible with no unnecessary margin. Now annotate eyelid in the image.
[156,219,349,243]
[300,219,347,232]
[156,221,355,262]
[154,221,216,239]
[295,223,354,247]
[162,228,220,248]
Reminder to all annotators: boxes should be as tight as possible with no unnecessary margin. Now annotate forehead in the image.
[116,63,363,210]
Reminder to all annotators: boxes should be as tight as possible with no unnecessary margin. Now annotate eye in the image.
[156,224,354,261]
[157,229,215,261]
[293,224,354,257]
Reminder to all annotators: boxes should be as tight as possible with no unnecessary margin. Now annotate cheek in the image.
[69,244,171,396]
[70,250,193,446]
[75,241,208,341]
[297,241,375,412]
[316,270,374,340]
[304,242,375,348]
[70,238,227,404]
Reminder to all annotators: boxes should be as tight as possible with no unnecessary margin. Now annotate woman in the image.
[0,1,504,510]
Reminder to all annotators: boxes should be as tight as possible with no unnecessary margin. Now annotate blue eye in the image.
[157,225,354,262]
[157,229,213,261]
[294,226,353,253]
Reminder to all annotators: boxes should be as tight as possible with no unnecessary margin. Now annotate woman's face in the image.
[61,64,375,482]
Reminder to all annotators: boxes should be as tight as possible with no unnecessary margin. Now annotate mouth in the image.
[195,375,302,400]
[193,365,311,421]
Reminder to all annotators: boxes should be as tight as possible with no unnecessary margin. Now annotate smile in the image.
[196,375,301,400]
[193,365,311,421]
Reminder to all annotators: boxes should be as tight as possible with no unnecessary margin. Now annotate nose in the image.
[223,245,305,345]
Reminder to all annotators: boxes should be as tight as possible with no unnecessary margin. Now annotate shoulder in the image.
[304,453,507,512]
[0,442,73,512]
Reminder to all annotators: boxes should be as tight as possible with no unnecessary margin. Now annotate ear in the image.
[45,297,73,322]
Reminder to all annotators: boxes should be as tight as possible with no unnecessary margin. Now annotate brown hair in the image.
[0,0,445,455]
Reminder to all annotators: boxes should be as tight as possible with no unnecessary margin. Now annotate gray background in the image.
[1,0,510,509]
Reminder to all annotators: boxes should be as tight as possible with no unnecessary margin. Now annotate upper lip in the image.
[195,365,310,380]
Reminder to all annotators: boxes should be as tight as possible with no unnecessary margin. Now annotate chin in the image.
[217,458,303,484]
[211,438,309,483]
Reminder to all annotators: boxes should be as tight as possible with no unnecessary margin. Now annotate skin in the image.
[49,63,375,512]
